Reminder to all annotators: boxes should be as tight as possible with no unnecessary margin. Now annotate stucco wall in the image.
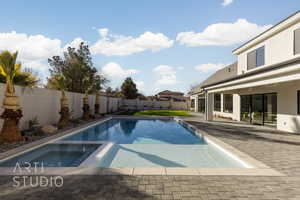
[0,84,121,130]
[121,99,188,111]
[237,21,300,75]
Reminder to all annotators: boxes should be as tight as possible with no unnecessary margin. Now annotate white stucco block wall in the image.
[0,84,121,130]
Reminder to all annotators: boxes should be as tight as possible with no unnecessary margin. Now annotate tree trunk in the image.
[82,96,90,120]
[95,104,100,115]
[58,95,70,129]
[58,107,70,128]
[95,93,100,115]
[0,109,23,143]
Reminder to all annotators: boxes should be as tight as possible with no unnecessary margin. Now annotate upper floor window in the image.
[295,28,300,55]
[247,46,265,70]
[214,93,221,112]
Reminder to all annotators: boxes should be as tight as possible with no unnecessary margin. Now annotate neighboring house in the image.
[189,10,300,133]
[155,90,186,101]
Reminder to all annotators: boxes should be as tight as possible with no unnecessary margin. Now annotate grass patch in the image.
[134,110,192,117]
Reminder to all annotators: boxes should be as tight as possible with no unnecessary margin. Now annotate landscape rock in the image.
[41,125,58,134]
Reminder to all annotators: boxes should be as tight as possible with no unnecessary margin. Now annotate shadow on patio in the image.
[186,120,300,146]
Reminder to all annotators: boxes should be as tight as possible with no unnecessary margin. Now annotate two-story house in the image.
[155,90,186,101]
[189,10,300,133]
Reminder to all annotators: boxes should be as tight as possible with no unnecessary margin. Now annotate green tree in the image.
[105,87,113,95]
[92,74,109,115]
[46,42,108,93]
[121,77,138,99]
[114,87,123,98]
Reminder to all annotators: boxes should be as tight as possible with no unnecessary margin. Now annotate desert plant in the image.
[0,51,23,143]
[28,116,39,130]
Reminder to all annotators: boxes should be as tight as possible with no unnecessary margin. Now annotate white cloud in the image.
[176,19,272,46]
[135,80,145,92]
[91,28,174,56]
[0,31,64,79]
[153,65,177,86]
[222,0,233,6]
[63,37,85,50]
[194,63,227,72]
[101,62,139,78]
[0,31,62,61]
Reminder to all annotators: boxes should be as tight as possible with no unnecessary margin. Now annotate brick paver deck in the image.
[0,119,299,200]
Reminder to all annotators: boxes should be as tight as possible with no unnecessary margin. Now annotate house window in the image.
[247,46,265,70]
[223,94,233,113]
[191,99,195,108]
[214,93,221,112]
[298,91,300,115]
[295,28,300,55]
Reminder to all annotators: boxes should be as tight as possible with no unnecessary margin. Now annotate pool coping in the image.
[0,116,285,176]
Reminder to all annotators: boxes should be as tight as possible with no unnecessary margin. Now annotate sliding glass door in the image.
[198,98,205,113]
[241,95,251,122]
[263,93,277,126]
[240,93,277,126]
[252,94,264,125]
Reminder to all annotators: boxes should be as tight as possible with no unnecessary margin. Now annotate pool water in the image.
[62,119,205,144]
[0,143,101,167]
[98,144,244,168]
[0,118,247,168]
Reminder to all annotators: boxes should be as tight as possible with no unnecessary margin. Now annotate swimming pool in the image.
[61,119,205,144]
[0,118,248,168]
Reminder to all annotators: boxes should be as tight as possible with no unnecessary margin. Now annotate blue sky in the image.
[0,0,299,95]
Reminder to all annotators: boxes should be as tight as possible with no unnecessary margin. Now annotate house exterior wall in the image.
[233,80,300,133]
[237,20,300,75]
[189,12,300,133]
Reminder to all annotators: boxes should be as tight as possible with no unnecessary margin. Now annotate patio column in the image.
[233,94,241,121]
[195,95,199,112]
[205,92,214,121]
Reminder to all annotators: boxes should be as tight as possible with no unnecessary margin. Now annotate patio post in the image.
[205,91,214,121]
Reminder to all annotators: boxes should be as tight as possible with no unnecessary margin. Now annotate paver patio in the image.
[0,117,299,200]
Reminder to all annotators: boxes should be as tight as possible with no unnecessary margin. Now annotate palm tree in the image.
[92,75,108,116]
[82,77,93,120]
[0,68,39,87]
[55,75,70,128]
[0,51,23,143]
